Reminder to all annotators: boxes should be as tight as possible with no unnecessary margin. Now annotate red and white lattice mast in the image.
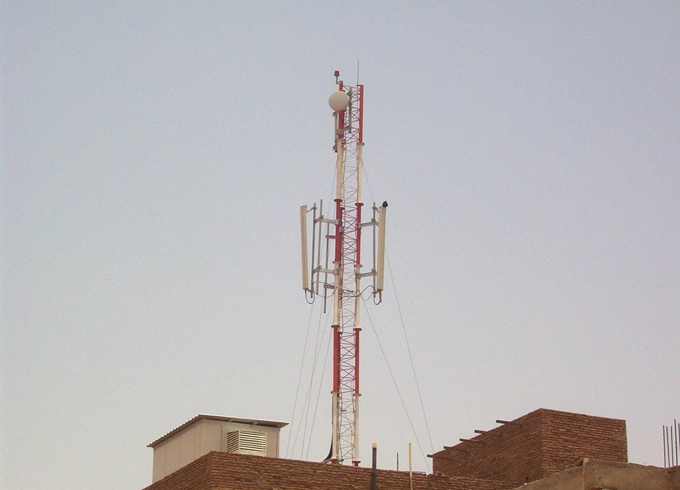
[300,71,387,465]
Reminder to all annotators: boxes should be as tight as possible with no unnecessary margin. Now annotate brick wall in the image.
[141,408,628,490]
[143,451,512,490]
[143,450,212,490]
[540,409,627,476]
[431,408,627,487]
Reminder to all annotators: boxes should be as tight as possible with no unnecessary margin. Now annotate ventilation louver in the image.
[226,430,267,455]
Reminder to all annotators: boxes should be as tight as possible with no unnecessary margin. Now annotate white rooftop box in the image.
[147,414,288,483]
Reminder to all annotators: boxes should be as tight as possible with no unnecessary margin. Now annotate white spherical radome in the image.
[328,91,350,112]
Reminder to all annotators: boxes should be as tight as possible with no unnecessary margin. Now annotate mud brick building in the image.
[142,408,680,490]
[143,451,509,490]
[430,408,628,485]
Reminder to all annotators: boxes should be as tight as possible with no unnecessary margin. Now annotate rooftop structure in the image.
[142,450,508,490]
[430,408,628,486]
[142,408,679,490]
[147,414,287,483]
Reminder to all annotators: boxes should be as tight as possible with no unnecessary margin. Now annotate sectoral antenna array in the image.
[299,71,387,466]
[300,200,386,311]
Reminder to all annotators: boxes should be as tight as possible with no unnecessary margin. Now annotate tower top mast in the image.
[300,71,387,465]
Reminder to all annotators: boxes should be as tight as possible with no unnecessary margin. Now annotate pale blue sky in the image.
[2,2,679,489]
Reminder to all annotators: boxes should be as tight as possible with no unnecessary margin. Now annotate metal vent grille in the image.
[226,430,267,454]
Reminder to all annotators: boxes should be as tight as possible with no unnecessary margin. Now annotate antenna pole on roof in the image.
[300,70,387,466]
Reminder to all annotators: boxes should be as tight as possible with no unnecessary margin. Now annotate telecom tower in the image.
[300,71,387,466]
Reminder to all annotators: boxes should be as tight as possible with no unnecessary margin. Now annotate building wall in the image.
[432,409,627,487]
[143,451,678,490]
[152,419,222,483]
[517,460,680,490]
[433,409,544,484]
[540,409,627,476]
[583,461,677,490]
[151,419,281,482]
[143,451,512,490]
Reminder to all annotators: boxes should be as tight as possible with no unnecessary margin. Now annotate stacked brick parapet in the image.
[432,410,543,484]
[540,408,627,476]
[431,408,627,487]
[141,408,633,490]
[143,451,212,490]
[143,451,511,490]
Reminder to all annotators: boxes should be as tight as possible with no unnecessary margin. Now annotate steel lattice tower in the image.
[300,71,387,466]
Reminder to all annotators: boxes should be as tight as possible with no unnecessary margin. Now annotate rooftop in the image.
[147,414,288,448]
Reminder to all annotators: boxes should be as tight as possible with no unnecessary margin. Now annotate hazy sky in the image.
[2,2,679,489]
